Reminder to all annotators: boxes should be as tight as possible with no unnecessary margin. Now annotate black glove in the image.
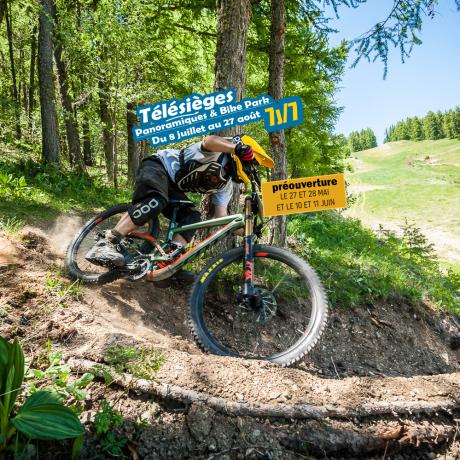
[234,143,254,162]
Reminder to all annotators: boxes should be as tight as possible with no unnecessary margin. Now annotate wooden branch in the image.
[172,22,217,38]
[68,358,460,420]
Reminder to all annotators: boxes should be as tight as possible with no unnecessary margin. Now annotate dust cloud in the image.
[46,215,83,256]
[0,236,20,265]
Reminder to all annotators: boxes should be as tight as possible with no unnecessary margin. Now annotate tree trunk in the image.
[268,0,287,247]
[28,25,37,128]
[5,0,21,139]
[127,101,139,185]
[20,49,28,113]
[0,0,5,25]
[98,77,115,185]
[38,0,60,163]
[214,0,250,102]
[52,2,85,172]
[198,0,251,242]
[82,114,93,166]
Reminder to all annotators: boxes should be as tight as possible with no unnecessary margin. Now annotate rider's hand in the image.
[234,143,254,162]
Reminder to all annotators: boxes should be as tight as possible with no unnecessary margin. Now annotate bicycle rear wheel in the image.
[65,204,152,283]
[188,244,328,366]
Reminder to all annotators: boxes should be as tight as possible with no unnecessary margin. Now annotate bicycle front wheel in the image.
[188,244,328,366]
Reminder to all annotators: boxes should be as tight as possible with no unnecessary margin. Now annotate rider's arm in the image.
[202,135,235,153]
[212,180,232,218]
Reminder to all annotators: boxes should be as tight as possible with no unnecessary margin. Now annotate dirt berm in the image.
[0,224,459,459]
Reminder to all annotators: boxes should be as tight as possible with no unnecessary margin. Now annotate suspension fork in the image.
[243,196,254,296]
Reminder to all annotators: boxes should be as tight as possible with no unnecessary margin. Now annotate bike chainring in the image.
[124,256,151,281]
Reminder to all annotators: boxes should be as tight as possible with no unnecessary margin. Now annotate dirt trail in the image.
[1,222,459,459]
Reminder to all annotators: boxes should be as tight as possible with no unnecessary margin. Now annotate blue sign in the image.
[132,89,304,148]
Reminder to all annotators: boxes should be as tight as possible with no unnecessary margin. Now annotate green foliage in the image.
[94,401,123,436]
[0,216,24,235]
[104,345,166,379]
[0,337,84,458]
[0,153,131,223]
[0,172,30,198]
[290,213,460,313]
[348,128,377,152]
[45,272,83,304]
[350,0,460,78]
[94,401,127,457]
[385,107,460,143]
[26,341,94,404]
[11,391,84,441]
[100,431,128,457]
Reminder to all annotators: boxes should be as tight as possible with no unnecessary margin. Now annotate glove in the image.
[234,143,254,162]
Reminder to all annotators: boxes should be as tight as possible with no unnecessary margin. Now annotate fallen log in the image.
[68,358,460,421]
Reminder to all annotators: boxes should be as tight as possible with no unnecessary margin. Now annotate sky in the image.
[326,1,460,144]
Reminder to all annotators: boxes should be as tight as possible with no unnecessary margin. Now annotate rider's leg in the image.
[172,233,188,247]
[113,212,139,236]
[161,187,201,245]
[161,189,201,281]
[86,158,169,267]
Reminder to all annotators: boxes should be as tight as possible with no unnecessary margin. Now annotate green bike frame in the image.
[132,213,245,281]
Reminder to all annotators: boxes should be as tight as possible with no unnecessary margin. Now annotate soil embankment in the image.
[0,224,459,459]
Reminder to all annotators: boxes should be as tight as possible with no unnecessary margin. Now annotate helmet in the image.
[228,134,275,185]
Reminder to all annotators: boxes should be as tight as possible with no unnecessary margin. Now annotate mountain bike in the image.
[65,166,328,366]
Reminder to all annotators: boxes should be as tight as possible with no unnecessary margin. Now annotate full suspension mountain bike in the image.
[66,166,328,366]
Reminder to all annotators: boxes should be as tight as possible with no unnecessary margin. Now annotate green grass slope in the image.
[345,139,460,270]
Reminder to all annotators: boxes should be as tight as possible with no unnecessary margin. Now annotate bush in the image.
[289,212,460,313]
[0,155,131,222]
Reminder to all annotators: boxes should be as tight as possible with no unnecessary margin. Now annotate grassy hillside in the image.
[345,139,460,270]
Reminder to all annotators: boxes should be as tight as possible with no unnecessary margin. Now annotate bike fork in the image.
[243,196,254,296]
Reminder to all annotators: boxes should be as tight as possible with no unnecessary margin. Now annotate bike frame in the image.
[129,176,261,294]
[132,212,245,281]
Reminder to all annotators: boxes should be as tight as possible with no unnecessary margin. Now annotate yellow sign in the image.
[261,173,347,217]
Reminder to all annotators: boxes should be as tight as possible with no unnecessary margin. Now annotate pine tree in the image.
[348,131,361,152]
[393,120,410,140]
[451,107,460,139]
[423,111,443,139]
[384,128,389,143]
[411,117,424,141]
[364,128,377,148]
[436,111,446,138]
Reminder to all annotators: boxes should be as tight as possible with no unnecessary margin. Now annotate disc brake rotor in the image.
[254,287,277,323]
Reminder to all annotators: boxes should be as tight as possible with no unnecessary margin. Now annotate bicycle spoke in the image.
[270,272,289,295]
[201,254,314,359]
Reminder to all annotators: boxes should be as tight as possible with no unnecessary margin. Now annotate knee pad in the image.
[128,194,167,226]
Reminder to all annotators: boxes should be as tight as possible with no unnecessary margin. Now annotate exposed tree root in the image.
[68,358,460,420]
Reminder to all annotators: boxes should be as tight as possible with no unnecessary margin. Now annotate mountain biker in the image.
[85,135,255,273]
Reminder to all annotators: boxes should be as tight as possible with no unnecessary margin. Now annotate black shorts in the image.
[130,157,201,242]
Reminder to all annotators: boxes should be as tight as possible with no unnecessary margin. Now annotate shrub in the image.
[0,337,84,459]
[289,212,460,312]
